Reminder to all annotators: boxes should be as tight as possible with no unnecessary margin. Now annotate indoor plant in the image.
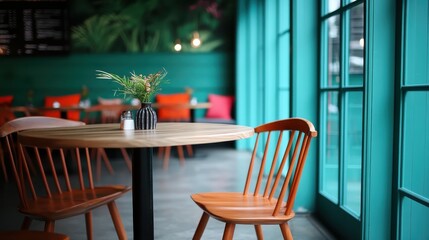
[96,68,167,129]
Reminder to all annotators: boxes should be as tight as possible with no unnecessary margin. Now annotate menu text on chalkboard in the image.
[0,0,69,56]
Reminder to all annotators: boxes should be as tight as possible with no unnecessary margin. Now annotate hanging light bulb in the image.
[174,39,182,52]
[191,31,201,48]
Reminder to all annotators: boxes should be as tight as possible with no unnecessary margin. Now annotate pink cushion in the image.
[206,94,234,120]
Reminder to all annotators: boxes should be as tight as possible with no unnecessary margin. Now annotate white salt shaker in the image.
[121,111,134,130]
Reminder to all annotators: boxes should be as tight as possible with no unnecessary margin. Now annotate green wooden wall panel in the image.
[0,53,234,119]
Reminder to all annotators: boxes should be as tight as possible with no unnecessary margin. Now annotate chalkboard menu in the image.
[0,0,69,56]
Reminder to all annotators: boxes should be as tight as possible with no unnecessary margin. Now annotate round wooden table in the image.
[18,122,254,240]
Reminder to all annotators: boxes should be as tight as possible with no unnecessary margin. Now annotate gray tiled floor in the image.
[0,145,336,240]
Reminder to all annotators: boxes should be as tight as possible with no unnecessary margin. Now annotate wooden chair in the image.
[191,118,317,240]
[0,116,131,240]
[0,105,32,182]
[156,93,194,169]
[0,141,7,182]
[0,104,18,182]
[0,230,69,240]
[83,103,132,180]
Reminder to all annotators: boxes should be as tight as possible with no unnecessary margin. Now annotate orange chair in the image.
[43,94,81,120]
[0,117,130,239]
[191,118,317,240]
[0,95,15,126]
[156,93,193,169]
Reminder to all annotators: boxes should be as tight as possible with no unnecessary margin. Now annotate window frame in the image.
[319,0,365,219]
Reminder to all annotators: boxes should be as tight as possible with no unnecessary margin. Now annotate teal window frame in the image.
[319,0,365,219]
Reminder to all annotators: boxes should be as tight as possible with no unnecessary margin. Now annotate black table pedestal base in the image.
[132,147,154,240]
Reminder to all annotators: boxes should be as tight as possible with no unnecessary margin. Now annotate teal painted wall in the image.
[291,0,318,213]
[361,0,395,239]
[0,53,234,119]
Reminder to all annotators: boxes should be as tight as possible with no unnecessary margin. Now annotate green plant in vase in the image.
[96,68,168,130]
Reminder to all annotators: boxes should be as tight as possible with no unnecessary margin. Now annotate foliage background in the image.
[70,0,236,53]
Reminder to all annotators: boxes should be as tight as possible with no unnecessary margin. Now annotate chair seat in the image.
[191,192,295,224]
[20,185,131,220]
[0,230,69,240]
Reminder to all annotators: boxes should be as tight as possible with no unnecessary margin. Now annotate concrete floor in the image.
[0,145,336,240]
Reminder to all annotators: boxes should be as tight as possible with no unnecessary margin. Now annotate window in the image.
[319,0,364,217]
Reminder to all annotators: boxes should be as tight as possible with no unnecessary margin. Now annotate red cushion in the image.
[156,93,190,121]
[0,95,13,106]
[206,94,234,120]
[0,96,15,126]
[44,94,81,120]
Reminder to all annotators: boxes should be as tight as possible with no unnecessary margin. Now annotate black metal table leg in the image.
[132,147,154,240]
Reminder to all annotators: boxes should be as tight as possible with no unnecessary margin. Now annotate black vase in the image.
[135,102,157,130]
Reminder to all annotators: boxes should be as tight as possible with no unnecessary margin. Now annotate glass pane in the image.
[346,4,364,86]
[323,15,340,87]
[320,91,339,202]
[402,91,429,198]
[405,0,429,85]
[343,91,363,215]
[401,197,429,240]
[343,0,358,5]
[324,0,340,14]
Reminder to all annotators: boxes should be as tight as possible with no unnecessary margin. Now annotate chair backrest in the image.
[43,94,81,120]
[0,117,87,208]
[156,93,190,121]
[97,97,124,123]
[0,105,16,126]
[244,118,317,216]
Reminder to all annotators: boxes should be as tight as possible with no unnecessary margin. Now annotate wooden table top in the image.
[18,122,254,149]
[152,102,211,109]
[20,102,211,112]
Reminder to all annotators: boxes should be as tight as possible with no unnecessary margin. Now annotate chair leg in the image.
[21,217,32,230]
[120,148,132,172]
[0,146,8,182]
[192,212,210,240]
[44,220,55,232]
[157,147,165,159]
[90,148,97,161]
[255,225,264,240]
[85,212,93,240]
[177,146,185,165]
[96,148,102,180]
[108,202,127,240]
[279,223,293,240]
[186,145,193,157]
[100,148,114,175]
[222,223,236,240]
[96,148,114,180]
[163,147,171,169]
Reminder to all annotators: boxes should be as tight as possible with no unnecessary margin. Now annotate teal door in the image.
[395,0,429,239]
